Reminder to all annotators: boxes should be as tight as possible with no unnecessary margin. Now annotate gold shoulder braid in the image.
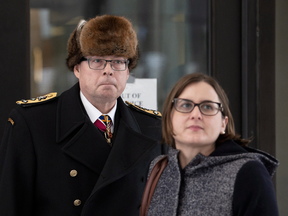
[8,118,14,125]
[125,101,162,118]
[16,92,57,107]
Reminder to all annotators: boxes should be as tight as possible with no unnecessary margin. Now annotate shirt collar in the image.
[80,91,117,131]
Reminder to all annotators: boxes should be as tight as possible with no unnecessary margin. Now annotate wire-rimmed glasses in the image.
[81,57,129,71]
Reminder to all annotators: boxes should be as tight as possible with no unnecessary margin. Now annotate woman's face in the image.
[171,81,228,152]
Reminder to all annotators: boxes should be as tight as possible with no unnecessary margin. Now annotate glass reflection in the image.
[30,0,208,111]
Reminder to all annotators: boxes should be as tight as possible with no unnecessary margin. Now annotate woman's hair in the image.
[162,73,250,148]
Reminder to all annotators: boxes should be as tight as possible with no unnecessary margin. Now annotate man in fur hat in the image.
[0,15,166,216]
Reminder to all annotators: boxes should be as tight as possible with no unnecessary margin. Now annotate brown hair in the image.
[66,15,139,71]
[162,73,250,148]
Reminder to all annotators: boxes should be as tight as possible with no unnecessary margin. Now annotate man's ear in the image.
[74,64,80,79]
[126,69,130,81]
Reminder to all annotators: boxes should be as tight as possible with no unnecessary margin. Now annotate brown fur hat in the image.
[66,15,139,71]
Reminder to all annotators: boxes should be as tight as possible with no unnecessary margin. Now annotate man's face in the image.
[74,55,129,106]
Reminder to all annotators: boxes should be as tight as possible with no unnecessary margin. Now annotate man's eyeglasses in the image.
[172,98,224,116]
[81,57,129,71]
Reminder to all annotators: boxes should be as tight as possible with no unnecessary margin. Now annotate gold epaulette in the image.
[16,92,57,107]
[8,118,14,125]
[125,101,162,118]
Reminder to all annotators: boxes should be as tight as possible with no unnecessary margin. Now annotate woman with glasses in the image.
[142,73,279,216]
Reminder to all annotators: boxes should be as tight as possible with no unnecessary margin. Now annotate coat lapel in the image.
[56,83,111,174]
[56,83,86,143]
[56,87,159,191]
[91,98,159,193]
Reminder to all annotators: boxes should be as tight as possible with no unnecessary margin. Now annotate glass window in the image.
[276,0,288,214]
[30,0,208,110]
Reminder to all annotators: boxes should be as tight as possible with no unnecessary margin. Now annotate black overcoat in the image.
[0,83,165,216]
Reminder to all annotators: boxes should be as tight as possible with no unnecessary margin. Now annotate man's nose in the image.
[103,63,114,76]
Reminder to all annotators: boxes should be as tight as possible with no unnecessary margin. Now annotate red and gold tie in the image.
[94,115,113,146]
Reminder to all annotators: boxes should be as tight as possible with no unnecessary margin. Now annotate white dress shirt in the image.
[80,91,117,133]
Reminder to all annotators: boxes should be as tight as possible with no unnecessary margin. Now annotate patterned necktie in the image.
[94,115,113,146]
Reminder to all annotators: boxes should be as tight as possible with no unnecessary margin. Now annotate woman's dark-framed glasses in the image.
[172,98,223,116]
[81,57,129,71]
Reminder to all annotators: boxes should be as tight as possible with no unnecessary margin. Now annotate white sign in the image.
[121,78,157,110]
